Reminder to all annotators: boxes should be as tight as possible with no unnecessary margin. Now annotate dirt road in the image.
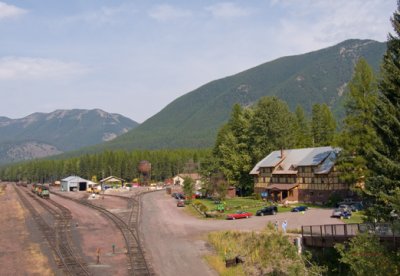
[140,190,343,276]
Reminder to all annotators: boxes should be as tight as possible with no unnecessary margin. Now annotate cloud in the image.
[0,1,27,20]
[205,2,252,19]
[148,4,192,21]
[270,0,394,54]
[0,57,88,80]
[66,5,136,25]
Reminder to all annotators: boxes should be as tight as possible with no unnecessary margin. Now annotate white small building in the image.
[61,176,96,192]
[172,173,203,190]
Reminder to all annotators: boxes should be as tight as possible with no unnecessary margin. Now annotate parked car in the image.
[256,206,278,216]
[331,208,352,219]
[226,211,252,220]
[350,202,364,212]
[177,200,185,207]
[291,206,308,212]
[338,204,352,212]
[173,193,185,200]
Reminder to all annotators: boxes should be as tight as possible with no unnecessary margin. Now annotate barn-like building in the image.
[250,147,354,204]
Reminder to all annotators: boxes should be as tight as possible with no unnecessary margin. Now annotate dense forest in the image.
[0,149,210,183]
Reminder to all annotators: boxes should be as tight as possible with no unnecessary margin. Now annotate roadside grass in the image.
[204,255,245,276]
[205,224,326,275]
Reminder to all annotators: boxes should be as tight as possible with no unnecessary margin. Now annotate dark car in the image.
[332,208,352,219]
[256,206,278,216]
[350,202,364,212]
[291,206,308,212]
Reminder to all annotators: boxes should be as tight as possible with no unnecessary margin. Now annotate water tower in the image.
[138,160,151,186]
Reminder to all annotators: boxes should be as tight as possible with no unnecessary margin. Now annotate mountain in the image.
[0,109,138,163]
[93,39,385,152]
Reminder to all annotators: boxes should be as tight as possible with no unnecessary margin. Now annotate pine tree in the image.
[249,96,297,162]
[294,105,313,148]
[337,58,378,186]
[311,103,337,146]
[364,2,400,222]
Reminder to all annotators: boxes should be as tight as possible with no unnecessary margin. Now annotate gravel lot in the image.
[141,190,344,276]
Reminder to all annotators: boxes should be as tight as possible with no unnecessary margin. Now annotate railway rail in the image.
[14,184,90,276]
[53,191,152,276]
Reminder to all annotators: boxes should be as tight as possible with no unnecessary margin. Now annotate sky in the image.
[0,0,397,123]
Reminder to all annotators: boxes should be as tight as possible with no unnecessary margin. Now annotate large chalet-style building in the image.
[250,146,354,204]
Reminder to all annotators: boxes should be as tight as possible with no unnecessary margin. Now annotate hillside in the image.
[0,109,138,164]
[93,39,385,151]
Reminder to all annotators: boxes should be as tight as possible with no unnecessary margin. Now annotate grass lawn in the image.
[343,211,366,224]
[193,197,328,219]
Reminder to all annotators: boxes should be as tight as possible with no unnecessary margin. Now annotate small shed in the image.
[61,176,95,192]
[100,176,125,188]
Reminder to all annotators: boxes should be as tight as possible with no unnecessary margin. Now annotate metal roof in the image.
[250,146,340,175]
[61,175,94,184]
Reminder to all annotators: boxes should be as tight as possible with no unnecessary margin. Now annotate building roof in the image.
[61,175,95,184]
[100,176,125,183]
[250,146,340,175]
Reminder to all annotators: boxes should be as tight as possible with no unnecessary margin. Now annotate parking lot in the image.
[140,190,343,276]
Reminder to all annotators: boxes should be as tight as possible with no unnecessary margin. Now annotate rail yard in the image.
[0,182,154,275]
[0,181,343,275]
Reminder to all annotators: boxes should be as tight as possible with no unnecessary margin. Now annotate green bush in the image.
[327,193,343,207]
[199,204,208,213]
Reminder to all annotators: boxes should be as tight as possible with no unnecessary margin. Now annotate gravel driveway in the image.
[140,190,343,276]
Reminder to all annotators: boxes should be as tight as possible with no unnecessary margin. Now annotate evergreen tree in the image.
[294,105,313,148]
[213,104,253,194]
[249,97,297,162]
[311,103,337,146]
[364,2,400,222]
[337,58,378,186]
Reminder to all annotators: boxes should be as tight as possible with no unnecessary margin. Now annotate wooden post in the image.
[96,248,101,264]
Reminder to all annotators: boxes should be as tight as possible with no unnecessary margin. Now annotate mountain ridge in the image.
[93,39,385,151]
[0,109,139,164]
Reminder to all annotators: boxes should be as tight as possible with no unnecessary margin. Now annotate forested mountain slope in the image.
[99,39,385,151]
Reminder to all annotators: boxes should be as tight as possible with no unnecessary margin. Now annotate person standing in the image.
[282,220,287,234]
[274,220,279,231]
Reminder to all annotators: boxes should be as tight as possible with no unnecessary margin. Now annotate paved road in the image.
[140,190,343,276]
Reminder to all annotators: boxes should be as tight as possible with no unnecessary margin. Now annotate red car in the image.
[177,200,185,207]
[226,211,252,220]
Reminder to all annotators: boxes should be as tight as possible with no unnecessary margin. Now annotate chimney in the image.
[280,148,285,158]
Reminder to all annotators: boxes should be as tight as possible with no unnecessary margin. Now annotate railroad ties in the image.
[13,184,90,276]
[54,191,153,276]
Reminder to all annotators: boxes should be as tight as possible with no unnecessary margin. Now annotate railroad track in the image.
[54,191,152,276]
[102,193,141,233]
[14,185,90,276]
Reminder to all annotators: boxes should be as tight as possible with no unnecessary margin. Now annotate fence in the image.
[301,223,400,248]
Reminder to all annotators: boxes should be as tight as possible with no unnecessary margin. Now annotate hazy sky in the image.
[0,1,396,123]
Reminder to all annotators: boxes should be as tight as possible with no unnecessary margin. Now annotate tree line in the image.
[0,149,209,184]
[199,97,337,196]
